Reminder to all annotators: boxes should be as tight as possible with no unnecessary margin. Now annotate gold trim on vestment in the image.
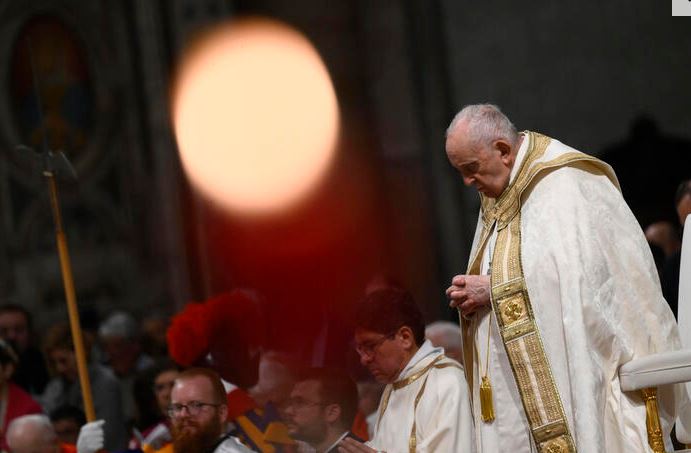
[393,355,444,390]
[374,354,462,452]
[489,132,576,452]
[460,131,617,452]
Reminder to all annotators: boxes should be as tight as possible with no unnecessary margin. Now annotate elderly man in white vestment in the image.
[338,287,474,453]
[445,104,681,452]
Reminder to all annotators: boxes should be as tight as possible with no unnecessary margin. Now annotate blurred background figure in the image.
[676,180,691,227]
[600,116,691,228]
[49,405,86,446]
[0,304,49,397]
[424,320,462,363]
[284,368,362,453]
[355,380,383,440]
[661,179,691,318]
[166,292,296,452]
[0,339,43,450]
[98,311,155,426]
[40,323,128,452]
[248,351,300,415]
[645,221,681,279]
[129,359,180,451]
[645,221,681,258]
[139,314,171,360]
[6,414,74,453]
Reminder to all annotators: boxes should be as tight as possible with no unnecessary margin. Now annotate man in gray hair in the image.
[424,320,462,362]
[445,104,680,452]
[99,311,155,423]
[7,415,61,453]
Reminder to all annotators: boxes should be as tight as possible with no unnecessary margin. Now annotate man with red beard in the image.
[169,368,252,453]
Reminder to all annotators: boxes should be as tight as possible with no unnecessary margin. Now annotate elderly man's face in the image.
[7,426,59,453]
[446,125,514,199]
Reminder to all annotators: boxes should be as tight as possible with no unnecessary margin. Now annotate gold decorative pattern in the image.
[543,438,568,453]
[533,421,567,442]
[408,374,430,453]
[460,131,618,452]
[500,295,526,324]
[375,355,462,452]
[506,338,543,425]
[503,319,534,341]
[487,132,584,452]
[392,355,444,390]
[641,387,665,453]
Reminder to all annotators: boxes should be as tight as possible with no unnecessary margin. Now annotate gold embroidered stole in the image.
[462,131,617,453]
[376,354,462,453]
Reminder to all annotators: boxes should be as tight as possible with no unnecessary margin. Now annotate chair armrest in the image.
[619,350,691,391]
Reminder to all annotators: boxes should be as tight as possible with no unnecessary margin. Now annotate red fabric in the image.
[350,410,369,442]
[59,443,77,453]
[166,302,211,366]
[226,387,257,420]
[166,290,265,387]
[1,382,43,450]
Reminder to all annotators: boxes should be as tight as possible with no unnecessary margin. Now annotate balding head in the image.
[6,415,59,453]
[446,104,519,150]
[425,321,462,362]
[445,104,521,198]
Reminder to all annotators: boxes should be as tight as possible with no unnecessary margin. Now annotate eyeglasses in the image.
[355,331,397,358]
[285,396,324,410]
[167,401,223,418]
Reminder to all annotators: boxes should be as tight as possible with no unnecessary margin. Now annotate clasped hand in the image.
[446,274,491,318]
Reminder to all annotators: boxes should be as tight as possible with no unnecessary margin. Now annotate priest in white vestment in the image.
[445,104,681,452]
[338,288,474,453]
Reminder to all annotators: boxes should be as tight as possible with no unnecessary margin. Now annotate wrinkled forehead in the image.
[446,128,482,159]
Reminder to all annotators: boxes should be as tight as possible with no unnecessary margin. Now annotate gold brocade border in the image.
[374,356,463,452]
[488,132,595,452]
[461,131,619,399]
[393,355,444,390]
[492,211,576,453]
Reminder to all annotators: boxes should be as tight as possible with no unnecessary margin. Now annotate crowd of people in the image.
[0,104,688,453]
[0,289,474,453]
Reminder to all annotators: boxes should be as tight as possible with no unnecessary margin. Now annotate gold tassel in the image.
[480,375,495,422]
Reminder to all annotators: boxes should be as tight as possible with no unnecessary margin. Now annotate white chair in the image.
[619,214,691,452]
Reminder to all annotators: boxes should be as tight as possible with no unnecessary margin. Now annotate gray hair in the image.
[425,320,462,350]
[446,104,518,149]
[99,311,139,340]
[6,415,56,449]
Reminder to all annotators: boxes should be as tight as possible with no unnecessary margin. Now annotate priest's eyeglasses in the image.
[167,401,222,418]
[355,331,397,358]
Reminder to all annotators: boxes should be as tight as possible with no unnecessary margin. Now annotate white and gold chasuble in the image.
[367,340,475,452]
[463,131,681,452]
